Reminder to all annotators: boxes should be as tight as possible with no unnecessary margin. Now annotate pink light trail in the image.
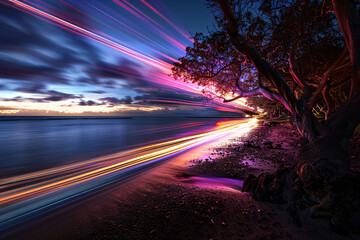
[3,0,254,114]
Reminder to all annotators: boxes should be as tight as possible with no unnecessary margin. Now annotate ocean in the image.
[0,116,238,178]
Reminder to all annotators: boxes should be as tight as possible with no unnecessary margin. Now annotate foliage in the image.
[173,0,356,117]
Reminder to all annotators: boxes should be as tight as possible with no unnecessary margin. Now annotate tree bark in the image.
[243,131,360,234]
[214,0,360,234]
[215,0,299,115]
[328,0,360,148]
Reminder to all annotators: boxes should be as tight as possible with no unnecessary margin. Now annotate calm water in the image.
[0,117,234,178]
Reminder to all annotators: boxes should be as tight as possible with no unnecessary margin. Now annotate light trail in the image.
[132,122,206,135]
[0,118,258,235]
[139,0,192,41]
[1,0,256,114]
[113,0,187,50]
[62,0,180,61]
[5,0,172,73]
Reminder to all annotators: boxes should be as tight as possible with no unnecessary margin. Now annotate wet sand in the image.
[70,122,360,240]
[11,121,359,240]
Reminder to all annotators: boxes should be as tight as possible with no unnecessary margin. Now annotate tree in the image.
[173,0,360,233]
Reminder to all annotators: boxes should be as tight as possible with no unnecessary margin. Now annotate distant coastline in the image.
[0,116,245,121]
[187,116,245,119]
[0,116,133,121]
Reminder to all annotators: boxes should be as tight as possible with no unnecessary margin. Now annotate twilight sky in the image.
[0,0,250,116]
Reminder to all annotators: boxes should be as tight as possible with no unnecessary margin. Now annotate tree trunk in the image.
[213,0,360,234]
[243,124,360,234]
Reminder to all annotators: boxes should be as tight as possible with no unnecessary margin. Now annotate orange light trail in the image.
[132,122,206,135]
[0,119,258,234]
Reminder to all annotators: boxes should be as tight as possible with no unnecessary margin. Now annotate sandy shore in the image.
[65,122,360,240]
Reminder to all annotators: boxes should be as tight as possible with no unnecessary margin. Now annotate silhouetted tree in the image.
[173,0,360,233]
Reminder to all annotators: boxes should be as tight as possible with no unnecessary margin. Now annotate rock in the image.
[263,141,273,148]
[349,212,360,234]
[263,121,271,126]
[244,141,261,149]
[242,174,256,192]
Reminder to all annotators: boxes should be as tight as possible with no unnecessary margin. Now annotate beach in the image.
[27,121,359,240]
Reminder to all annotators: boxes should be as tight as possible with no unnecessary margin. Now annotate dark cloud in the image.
[2,96,26,102]
[12,82,82,102]
[43,90,81,101]
[102,80,117,88]
[0,64,70,85]
[0,84,7,90]
[0,3,211,116]
[89,59,141,79]
[99,96,133,105]
[78,77,101,85]
[1,96,45,103]
[15,82,47,94]
[134,89,203,105]
[86,59,157,90]
[78,100,99,106]
[85,90,107,94]
[0,4,101,86]
[0,4,174,103]
[2,85,81,102]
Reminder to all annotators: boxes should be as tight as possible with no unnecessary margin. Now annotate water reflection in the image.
[0,119,257,236]
[0,118,219,177]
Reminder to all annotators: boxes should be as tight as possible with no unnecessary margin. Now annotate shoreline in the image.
[0,116,133,121]
[11,121,359,240]
[74,122,359,240]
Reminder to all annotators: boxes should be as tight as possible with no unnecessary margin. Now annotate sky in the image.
[0,0,251,117]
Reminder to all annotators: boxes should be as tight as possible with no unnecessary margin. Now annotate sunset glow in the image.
[0,0,254,116]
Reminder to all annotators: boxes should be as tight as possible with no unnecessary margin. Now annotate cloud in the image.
[0,4,101,86]
[43,90,81,101]
[0,3,218,116]
[85,90,107,94]
[0,4,195,103]
[15,82,47,94]
[2,96,26,102]
[78,77,101,85]
[134,89,203,105]
[0,84,7,90]
[10,82,82,102]
[99,96,133,105]
[85,58,157,91]
[78,100,99,106]
[89,59,141,79]
[2,86,81,103]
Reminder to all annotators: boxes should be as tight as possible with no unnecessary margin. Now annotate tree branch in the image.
[258,72,263,88]
[332,0,360,99]
[215,0,299,115]
[327,0,360,146]
[223,95,243,103]
[323,78,333,120]
[194,60,239,79]
[307,47,349,109]
[223,78,293,113]
[289,36,308,91]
